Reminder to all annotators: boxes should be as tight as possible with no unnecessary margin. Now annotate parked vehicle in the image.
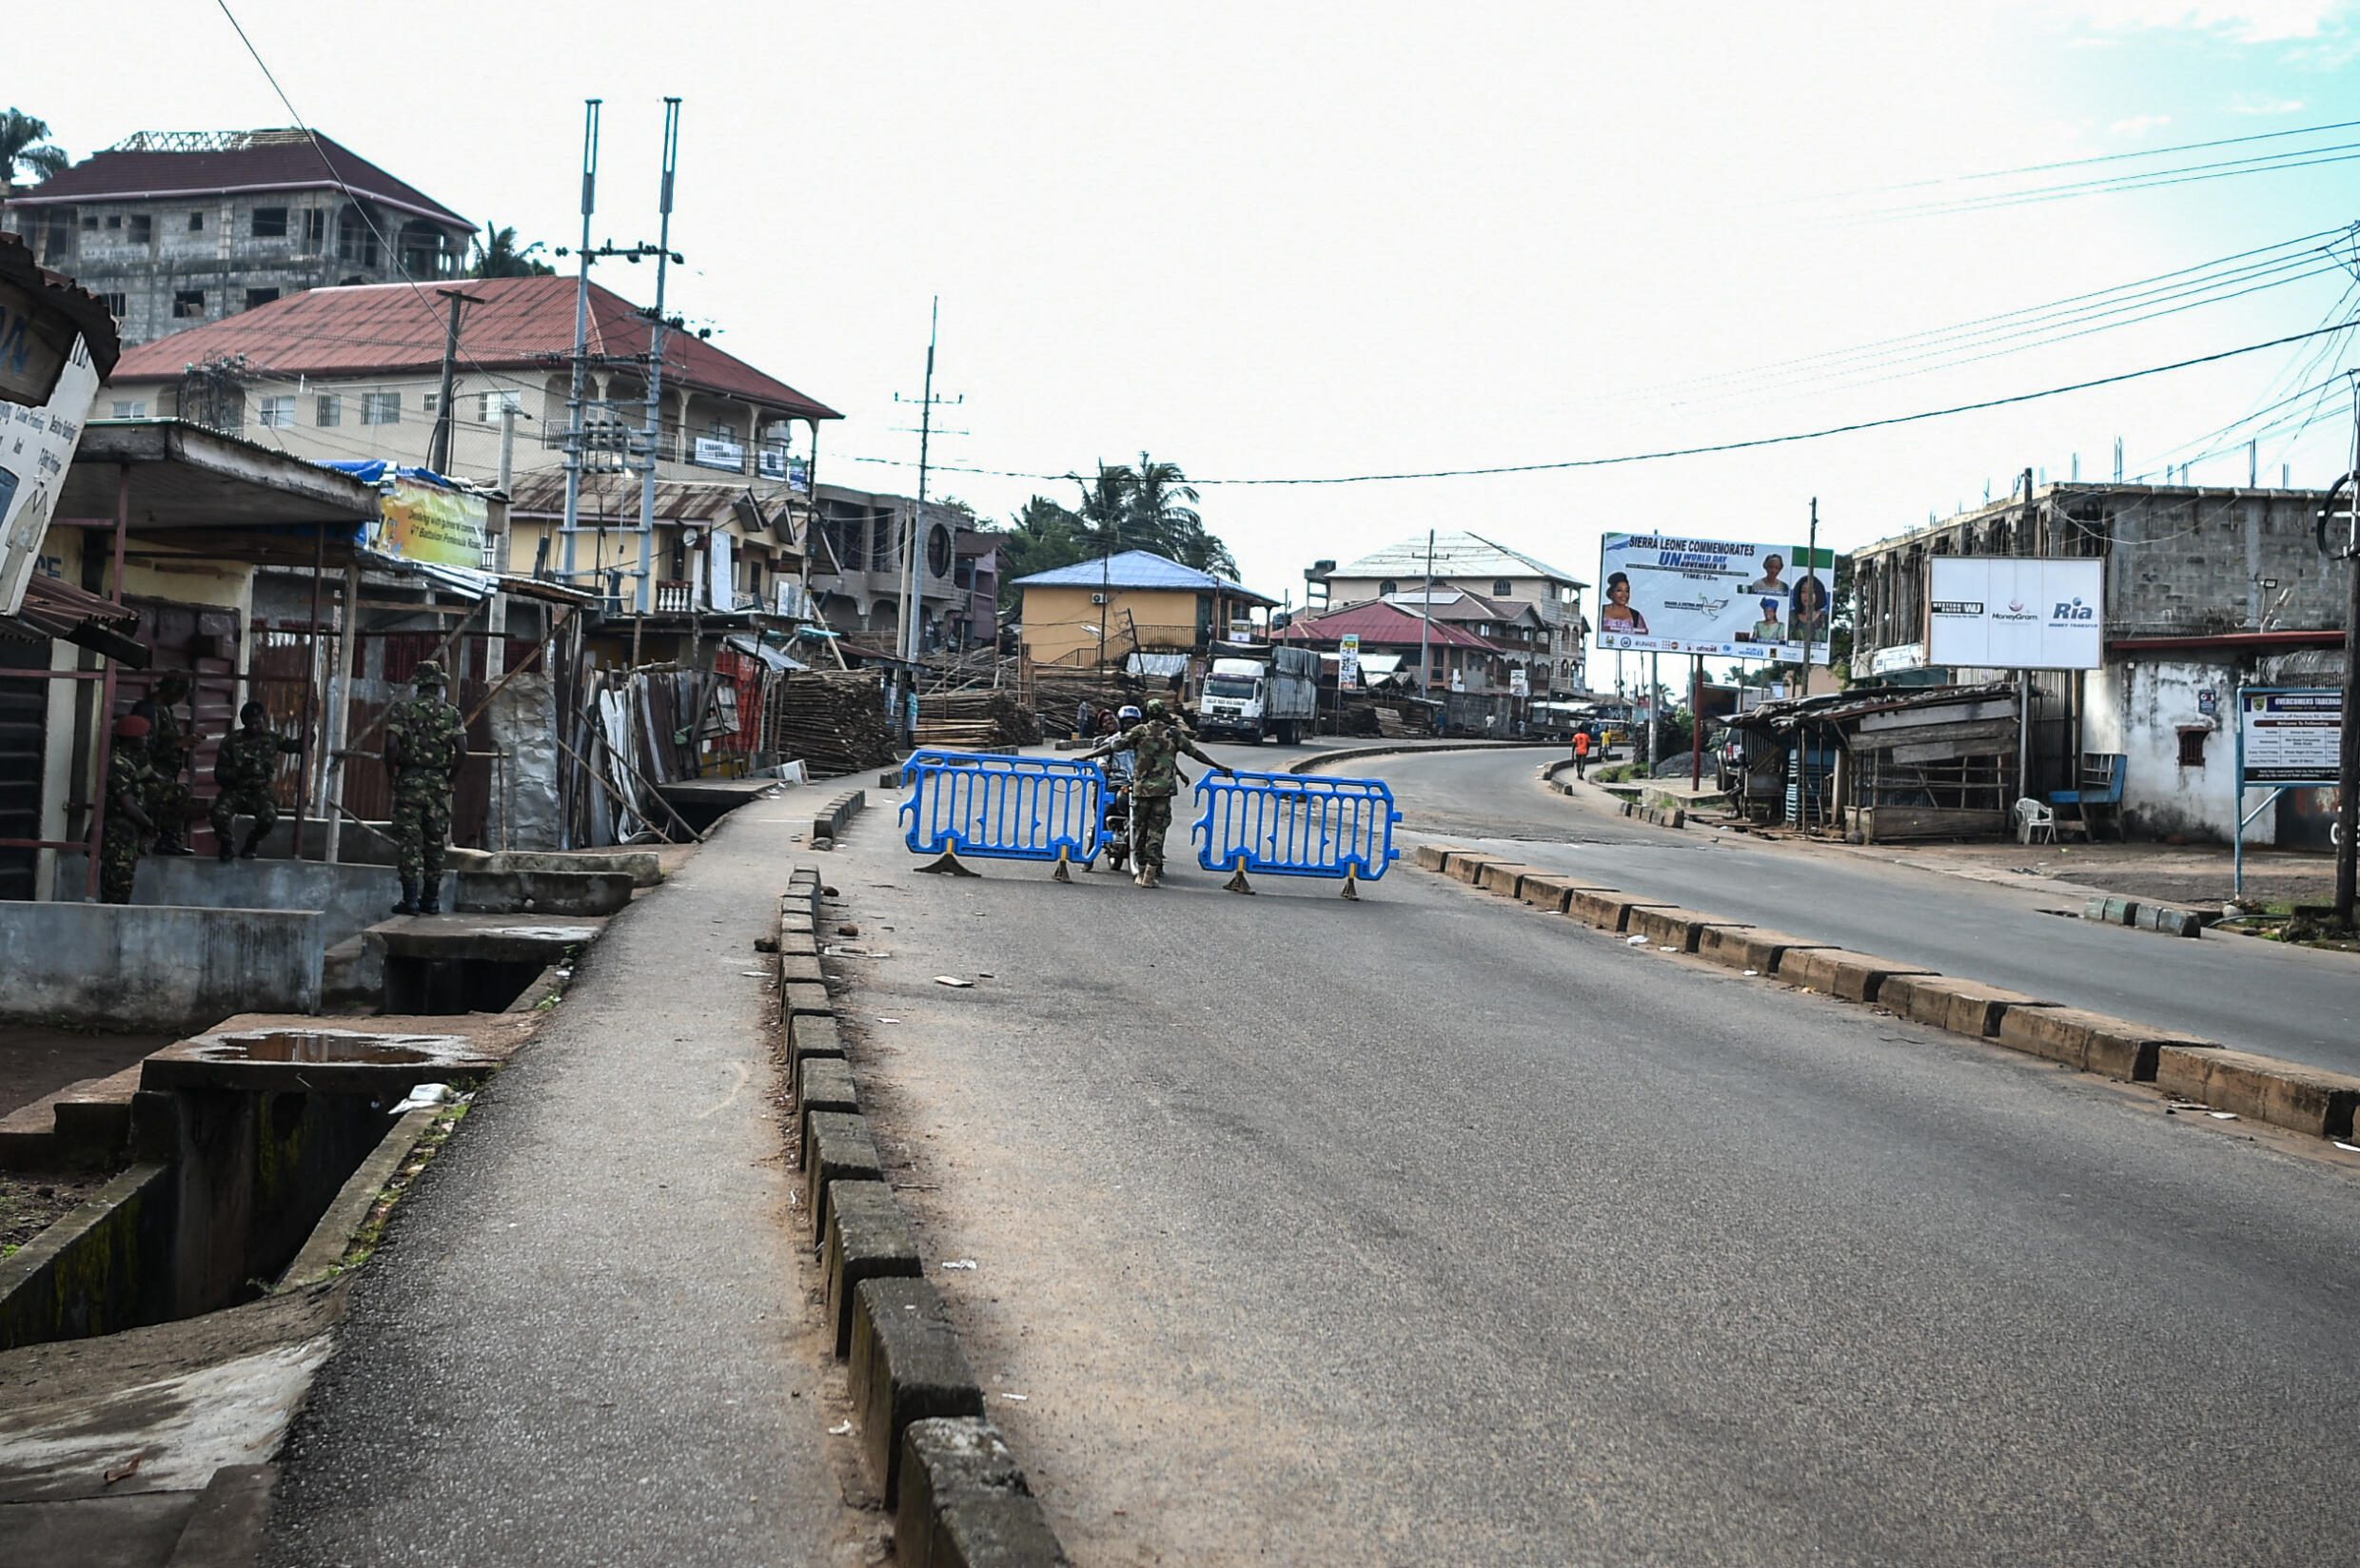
[1196,642,1320,743]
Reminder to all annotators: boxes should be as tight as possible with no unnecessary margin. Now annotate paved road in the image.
[1335,744,2360,1078]
[830,764,2360,1568]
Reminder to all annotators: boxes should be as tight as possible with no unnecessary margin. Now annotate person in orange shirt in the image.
[1572,725,1595,780]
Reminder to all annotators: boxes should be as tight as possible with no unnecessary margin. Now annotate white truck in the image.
[1196,642,1320,744]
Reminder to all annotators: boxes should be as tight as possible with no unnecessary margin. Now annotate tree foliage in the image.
[985,453,1242,604]
[0,110,69,198]
[469,223,555,278]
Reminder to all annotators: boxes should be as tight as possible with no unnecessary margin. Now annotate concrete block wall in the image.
[0,902,323,1030]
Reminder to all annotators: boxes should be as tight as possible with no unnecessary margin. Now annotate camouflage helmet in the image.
[411,660,446,688]
[154,673,190,696]
[1145,698,1167,718]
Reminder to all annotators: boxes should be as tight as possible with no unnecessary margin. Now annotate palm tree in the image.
[1126,452,1201,559]
[0,110,69,199]
[1072,461,1138,558]
[469,223,555,278]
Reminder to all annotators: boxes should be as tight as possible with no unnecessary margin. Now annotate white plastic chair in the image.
[2014,796,2055,845]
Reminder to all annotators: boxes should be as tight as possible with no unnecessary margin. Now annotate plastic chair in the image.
[2014,796,2056,845]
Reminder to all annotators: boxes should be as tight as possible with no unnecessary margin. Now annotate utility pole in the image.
[1416,527,1436,710]
[427,286,484,475]
[634,97,682,616]
[2328,377,2360,931]
[560,100,600,588]
[1798,496,1819,687]
[2016,465,2036,804]
[892,299,962,740]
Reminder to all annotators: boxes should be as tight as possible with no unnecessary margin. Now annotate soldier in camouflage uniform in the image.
[383,660,466,914]
[1082,697,1231,888]
[101,715,157,904]
[135,675,196,856]
[210,701,305,861]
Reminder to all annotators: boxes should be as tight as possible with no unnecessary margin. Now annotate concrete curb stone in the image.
[1412,843,1468,872]
[1444,853,1502,884]
[804,1110,885,1243]
[850,1278,987,1506]
[796,1054,860,1127]
[1566,890,1676,933]
[1775,948,1939,1004]
[1627,905,1752,954]
[1993,1006,2210,1082]
[822,1181,923,1358]
[1476,863,1546,897]
[782,983,834,1021]
[1696,926,1837,973]
[1877,973,2058,1039]
[779,953,826,987]
[1516,873,1612,913]
[2154,1046,2360,1139]
[897,1419,1073,1568]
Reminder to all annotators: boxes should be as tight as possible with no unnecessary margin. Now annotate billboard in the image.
[2237,689,2341,786]
[0,331,102,618]
[1596,534,1838,662]
[1925,557,2104,671]
[369,477,489,571]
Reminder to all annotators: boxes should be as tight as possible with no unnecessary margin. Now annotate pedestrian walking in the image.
[1572,725,1594,780]
[383,660,466,915]
[210,701,305,861]
[1076,699,1096,741]
[1081,697,1232,888]
[135,674,196,856]
[101,714,156,904]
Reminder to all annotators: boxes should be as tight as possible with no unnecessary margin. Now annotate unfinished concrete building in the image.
[0,129,473,348]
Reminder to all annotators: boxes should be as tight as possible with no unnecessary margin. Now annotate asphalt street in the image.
[833,754,2360,1567]
[1335,743,2360,1078]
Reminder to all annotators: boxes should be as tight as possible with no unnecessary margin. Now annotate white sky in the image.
[25,1,2360,632]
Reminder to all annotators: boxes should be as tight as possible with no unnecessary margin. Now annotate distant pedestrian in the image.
[1076,699,1096,741]
[383,660,466,915]
[101,715,156,904]
[135,674,196,856]
[1080,697,1232,888]
[211,701,305,861]
[1572,726,1594,780]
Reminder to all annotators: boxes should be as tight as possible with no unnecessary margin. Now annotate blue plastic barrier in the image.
[1190,770,1401,892]
[898,749,1107,872]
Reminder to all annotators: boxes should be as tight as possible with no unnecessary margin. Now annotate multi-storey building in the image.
[1313,531,1588,696]
[1,129,474,346]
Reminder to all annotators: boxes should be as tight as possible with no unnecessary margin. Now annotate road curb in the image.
[772,872,1072,1564]
[1286,740,1559,774]
[1408,850,2359,1145]
[813,789,869,847]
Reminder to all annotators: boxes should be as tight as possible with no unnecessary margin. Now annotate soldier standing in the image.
[100,714,157,904]
[383,660,466,915]
[210,701,305,861]
[1082,697,1231,888]
[135,674,196,856]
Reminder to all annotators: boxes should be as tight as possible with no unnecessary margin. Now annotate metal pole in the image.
[87,466,130,902]
[636,97,681,616]
[322,561,360,866]
[561,100,600,586]
[1689,655,1704,791]
[2016,466,2035,803]
[1416,527,1435,698]
[905,296,939,669]
[1800,497,1819,686]
[2334,387,2360,930]
[291,521,324,860]
[497,403,517,496]
[427,287,482,474]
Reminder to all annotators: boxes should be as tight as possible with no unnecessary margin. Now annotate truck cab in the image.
[1200,657,1274,741]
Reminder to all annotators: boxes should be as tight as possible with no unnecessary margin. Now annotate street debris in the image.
[1000,1392,1030,1401]
[828,1421,854,1436]
[875,1016,901,1025]
[2334,1142,2360,1153]
[836,923,860,937]
[1742,969,1760,977]
[2209,1111,2239,1120]
[941,1259,978,1270]
[825,946,891,959]
[392,1083,454,1113]
[104,1456,146,1485]
[1625,934,1650,946]
[934,975,975,988]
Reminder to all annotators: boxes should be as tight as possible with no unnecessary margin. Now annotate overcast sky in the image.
[26,1,2360,637]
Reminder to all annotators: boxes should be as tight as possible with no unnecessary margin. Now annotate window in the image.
[243,287,280,312]
[1494,578,1512,597]
[258,395,296,428]
[110,399,147,419]
[105,214,122,230]
[2177,729,2208,768]
[188,210,206,231]
[98,292,127,319]
[251,206,287,239]
[128,214,150,244]
[708,419,738,440]
[316,394,342,427]
[80,215,97,231]
[423,393,441,417]
[480,389,523,422]
[173,289,206,319]
[303,209,326,249]
[1379,579,1398,596]
[361,391,401,425]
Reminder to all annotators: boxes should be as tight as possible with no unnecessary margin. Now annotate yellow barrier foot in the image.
[1225,866,1256,895]
[917,852,980,877]
[1052,847,1072,883]
[1340,868,1361,900]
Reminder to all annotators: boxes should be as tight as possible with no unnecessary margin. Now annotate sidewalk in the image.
[263,796,875,1568]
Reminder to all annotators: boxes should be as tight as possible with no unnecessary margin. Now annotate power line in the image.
[1795,115,2360,202]
[838,321,2358,487]
[1862,145,2360,222]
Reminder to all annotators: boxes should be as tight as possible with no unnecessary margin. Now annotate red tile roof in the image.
[6,129,470,229]
[109,276,839,420]
[1274,599,1503,652]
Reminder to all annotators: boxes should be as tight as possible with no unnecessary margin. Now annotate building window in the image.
[423,393,441,417]
[258,395,296,428]
[98,292,127,319]
[1380,579,1398,596]
[1494,579,1511,596]
[105,214,122,230]
[252,206,288,239]
[173,289,206,318]
[303,209,327,249]
[243,287,280,312]
[480,389,523,422]
[188,210,206,232]
[362,391,401,425]
[110,399,147,419]
[128,214,151,245]
[80,215,97,231]
[316,394,343,427]
[2178,729,2208,768]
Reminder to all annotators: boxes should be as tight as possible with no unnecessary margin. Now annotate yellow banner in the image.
[373,478,487,570]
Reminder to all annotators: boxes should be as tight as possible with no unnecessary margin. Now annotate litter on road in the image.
[934,975,975,988]
[942,1259,978,1270]
[1625,934,1650,946]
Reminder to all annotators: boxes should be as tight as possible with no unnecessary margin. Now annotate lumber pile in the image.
[1030,673,1159,738]
[765,670,898,777]
[916,687,1042,748]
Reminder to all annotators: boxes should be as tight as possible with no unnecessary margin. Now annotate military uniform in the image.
[384,663,466,913]
[139,681,194,855]
[210,716,303,858]
[1088,708,1227,886]
[101,739,153,905]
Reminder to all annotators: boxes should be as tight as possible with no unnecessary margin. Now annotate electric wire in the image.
[1794,115,2360,202]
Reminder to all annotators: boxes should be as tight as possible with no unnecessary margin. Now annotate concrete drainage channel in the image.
[1417,845,2360,1146]
[774,799,1072,1565]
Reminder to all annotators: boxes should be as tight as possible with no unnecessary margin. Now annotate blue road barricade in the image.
[898,749,1107,877]
[1190,769,1402,895]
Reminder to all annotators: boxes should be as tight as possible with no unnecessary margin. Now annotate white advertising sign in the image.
[0,334,101,618]
[1509,666,1530,697]
[1597,534,1837,662]
[707,529,736,612]
[1925,557,2105,671]
[2237,689,2341,786]
[1338,632,1361,689]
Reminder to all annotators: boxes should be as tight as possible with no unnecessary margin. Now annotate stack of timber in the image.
[764,669,898,777]
[915,687,1042,749]
[1031,673,1155,737]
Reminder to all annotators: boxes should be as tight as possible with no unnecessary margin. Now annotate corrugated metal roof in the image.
[110,276,840,420]
[1010,549,1273,603]
[1275,599,1503,652]
[506,470,765,526]
[7,128,471,229]
[1332,530,1586,587]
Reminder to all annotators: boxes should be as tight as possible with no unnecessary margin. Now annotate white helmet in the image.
[1118,704,1143,722]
